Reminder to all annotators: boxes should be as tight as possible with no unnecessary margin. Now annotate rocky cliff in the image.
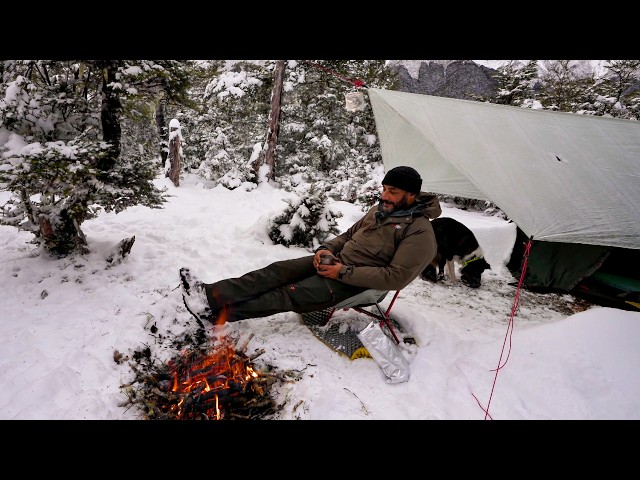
[388,60,499,100]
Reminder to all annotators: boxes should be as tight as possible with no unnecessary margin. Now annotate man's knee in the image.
[287,276,335,306]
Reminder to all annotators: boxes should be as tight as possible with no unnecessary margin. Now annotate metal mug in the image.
[319,254,336,265]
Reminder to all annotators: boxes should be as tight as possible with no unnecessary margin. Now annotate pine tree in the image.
[267,182,342,250]
[276,61,395,205]
[487,60,540,107]
[164,60,225,173]
[191,60,273,188]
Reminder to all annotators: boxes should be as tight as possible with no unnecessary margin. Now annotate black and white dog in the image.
[421,217,491,288]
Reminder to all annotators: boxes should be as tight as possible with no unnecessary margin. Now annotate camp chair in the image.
[301,288,412,360]
[326,289,402,344]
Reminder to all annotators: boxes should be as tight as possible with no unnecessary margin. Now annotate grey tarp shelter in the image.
[368,88,640,308]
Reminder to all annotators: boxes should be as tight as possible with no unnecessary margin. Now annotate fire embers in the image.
[166,339,273,420]
[121,336,286,420]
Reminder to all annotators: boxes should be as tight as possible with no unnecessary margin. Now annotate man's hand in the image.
[316,261,342,279]
[313,250,334,267]
[313,251,342,279]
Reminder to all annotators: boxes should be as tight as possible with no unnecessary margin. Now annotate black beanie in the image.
[381,166,422,194]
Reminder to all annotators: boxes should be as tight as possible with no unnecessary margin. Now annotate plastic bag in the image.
[357,321,410,383]
[345,91,366,112]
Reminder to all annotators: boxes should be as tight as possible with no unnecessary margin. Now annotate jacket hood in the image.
[416,192,442,219]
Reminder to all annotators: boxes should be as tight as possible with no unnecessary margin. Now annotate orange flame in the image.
[166,317,258,420]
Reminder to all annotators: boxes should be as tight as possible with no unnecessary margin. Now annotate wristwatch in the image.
[338,265,349,279]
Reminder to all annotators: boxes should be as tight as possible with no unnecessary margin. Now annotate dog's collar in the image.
[462,256,481,267]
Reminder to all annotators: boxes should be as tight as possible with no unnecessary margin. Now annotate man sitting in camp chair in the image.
[181,166,441,325]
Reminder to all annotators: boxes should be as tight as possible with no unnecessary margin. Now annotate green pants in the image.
[204,255,366,322]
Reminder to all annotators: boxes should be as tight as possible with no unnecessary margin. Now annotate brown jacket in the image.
[319,192,441,291]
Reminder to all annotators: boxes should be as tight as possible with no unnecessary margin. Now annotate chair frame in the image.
[327,289,402,344]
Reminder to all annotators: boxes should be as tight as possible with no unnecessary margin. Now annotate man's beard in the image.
[380,195,411,213]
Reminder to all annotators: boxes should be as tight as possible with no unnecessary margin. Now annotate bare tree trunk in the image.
[166,131,181,187]
[98,60,122,171]
[252,60,285,182]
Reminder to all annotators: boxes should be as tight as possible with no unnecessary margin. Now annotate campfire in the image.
[117,310,297,420]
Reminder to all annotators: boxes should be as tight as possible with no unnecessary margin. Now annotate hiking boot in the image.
[180,267,203,295]
[180,268,216,323]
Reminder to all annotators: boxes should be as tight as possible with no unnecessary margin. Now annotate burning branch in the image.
[119,334,296,420]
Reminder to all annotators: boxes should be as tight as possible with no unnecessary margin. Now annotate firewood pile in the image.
[117,328,299,420]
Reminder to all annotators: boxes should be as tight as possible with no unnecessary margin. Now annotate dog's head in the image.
[460,256,491,288]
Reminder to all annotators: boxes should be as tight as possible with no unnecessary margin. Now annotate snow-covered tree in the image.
[538,60,594,112]
[0,60,194,256]
[577,60,640,119]
[267,182,342,250]
[191,60,274,187]
[276,60,395,204]
[489,60,540,107]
